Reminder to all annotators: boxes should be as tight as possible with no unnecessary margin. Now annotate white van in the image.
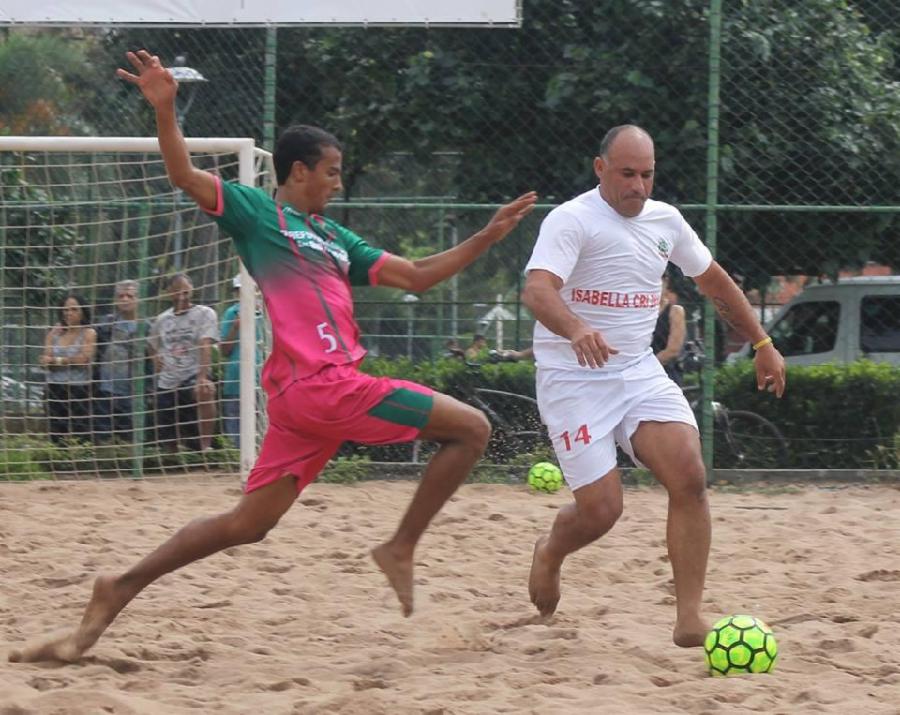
[731,276,900,366]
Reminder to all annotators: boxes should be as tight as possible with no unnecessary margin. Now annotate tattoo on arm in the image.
[713,297,738,329]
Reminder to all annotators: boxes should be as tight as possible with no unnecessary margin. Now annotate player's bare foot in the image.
[528,536,561,618]
[673,614,710,647]
[371,543,414,617]
[8,574,131,663]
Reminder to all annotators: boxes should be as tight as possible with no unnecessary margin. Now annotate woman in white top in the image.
[40,294,97,444]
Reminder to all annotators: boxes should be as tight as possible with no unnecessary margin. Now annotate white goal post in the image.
[0,136,269,479]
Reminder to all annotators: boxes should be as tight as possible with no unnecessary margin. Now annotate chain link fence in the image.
[1,0,899,474]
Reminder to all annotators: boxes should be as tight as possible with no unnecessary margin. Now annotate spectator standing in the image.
[40,294,97,444]
[93,279,142,443]
[219,273,262,449]
[148,273,218,451]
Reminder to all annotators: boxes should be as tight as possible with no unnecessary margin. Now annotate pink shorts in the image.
[244,363,433,494]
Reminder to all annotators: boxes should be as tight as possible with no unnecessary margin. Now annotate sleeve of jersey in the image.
[219,306,236,341]
[668,213,713,277]
[523,209,583,284]
[147,317,160,353]
[200,307,219,343]
[343,227,390,286]
[203,177,265,247]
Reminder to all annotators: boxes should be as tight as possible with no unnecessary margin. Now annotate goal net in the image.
[0,137,271,482]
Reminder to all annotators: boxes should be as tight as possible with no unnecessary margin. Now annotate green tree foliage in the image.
[0,32,93,134]
[716,0,900,286]
[5,0,899,287]
[271,0,899,284]
[0,164,80,308]
[81,28,266,140]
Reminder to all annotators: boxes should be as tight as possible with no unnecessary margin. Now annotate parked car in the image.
[730,276,900,366]
[1,374,44,414]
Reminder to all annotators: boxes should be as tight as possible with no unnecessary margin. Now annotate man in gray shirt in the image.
[148,273,218,451]
[93,280,143,443]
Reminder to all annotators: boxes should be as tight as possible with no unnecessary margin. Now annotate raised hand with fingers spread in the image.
[116,50,179,109]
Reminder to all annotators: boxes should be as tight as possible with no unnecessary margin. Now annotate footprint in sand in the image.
[649,675,680,688]
[264,677,312,691]
[35,574,90,589]
[326,550,353,559]
[299,498,327,511]
[132,645,209,662]
[27,675,73,690]
[429,592,461,603]
[858,624,879,638]
[353,678,388,691]
[855,569,900,582]
[535,627,578,641]
[817,637,856,652]
[829,614,858,623]
[258,562,293,574]
[93,656,142,674]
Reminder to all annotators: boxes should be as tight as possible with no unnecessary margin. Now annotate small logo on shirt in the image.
[656,238,670,259]
[283,230,350,266]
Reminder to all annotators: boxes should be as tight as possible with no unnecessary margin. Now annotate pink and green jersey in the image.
[206,178,391,397]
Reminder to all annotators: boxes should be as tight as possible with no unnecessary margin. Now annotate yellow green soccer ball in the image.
[704,615,778,677]
[527,462,563,493]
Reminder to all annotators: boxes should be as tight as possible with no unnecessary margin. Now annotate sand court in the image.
[1,479,899,714]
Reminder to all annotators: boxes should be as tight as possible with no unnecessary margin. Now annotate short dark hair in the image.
[59,293,92,326]
[274,125,342,185]
[598,124,652,159]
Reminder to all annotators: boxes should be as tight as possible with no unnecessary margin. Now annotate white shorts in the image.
[536,352,697,491]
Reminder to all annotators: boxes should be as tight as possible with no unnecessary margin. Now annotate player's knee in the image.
[227,510,280,545]
[666,458,707,502]
[578,496,623,538]
[464,409,492,453]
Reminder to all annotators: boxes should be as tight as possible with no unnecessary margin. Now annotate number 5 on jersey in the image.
[316,321,338,353]
[560,424,592,451]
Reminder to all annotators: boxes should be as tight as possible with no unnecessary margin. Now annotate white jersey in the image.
[148,304,219,390]
[525,187,712,372]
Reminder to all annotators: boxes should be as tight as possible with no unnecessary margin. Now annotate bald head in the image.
[594,125,656,217]
[599,125,654,160]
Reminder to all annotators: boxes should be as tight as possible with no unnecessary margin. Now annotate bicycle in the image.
[682,383,788,469]
[406,353,549,464]
[444,354,547,462]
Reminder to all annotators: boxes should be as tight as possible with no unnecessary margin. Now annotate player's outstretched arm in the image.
[116,50,217,212]
[377,191,537,293]
[693,260,786,397]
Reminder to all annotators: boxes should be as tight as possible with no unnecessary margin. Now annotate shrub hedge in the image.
[715,359,900,469]
[362,357,900,469]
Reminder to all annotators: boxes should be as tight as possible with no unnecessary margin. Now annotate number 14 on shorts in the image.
[560,424,592,451]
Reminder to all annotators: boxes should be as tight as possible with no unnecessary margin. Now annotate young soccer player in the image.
[9,49,536,663]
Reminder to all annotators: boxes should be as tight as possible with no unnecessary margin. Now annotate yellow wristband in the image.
[752,336,773,351]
